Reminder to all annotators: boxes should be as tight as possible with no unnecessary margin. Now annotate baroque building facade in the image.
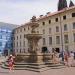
[13,6,75,55]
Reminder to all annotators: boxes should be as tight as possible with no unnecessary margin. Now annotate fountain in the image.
[13,16,52,70]
[25,16,43,63]
[2,16,64,72]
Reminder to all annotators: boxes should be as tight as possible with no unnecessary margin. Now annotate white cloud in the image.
[0,0,75,25]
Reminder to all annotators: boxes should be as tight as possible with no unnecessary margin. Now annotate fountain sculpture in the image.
[2,16,64,72]
[25,16,43,63]
[2,16,56,72]
[15,16,51,63]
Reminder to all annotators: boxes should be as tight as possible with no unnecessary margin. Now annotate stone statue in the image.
[31,16,37,22]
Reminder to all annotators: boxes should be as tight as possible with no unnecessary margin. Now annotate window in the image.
[56,36,60,44]
[20,35,21,39]
[42,22,45,25]
[17,42,18,47]
[20,49,21,53]
[20,28,22,32]
[49,37,52,45]
[72,13,75,17]
[24,34,25,38]
[49,28,51,34]
[64,24,67,31]
[73,22,75,29]
[65,45,69,51]
[63,15,66,20]
[0,42,2,46]
[6,36,8,40]
[56,26,59,32]
[0,29,1,32]
[49,20,51,24]
[13,42,15,47]
[20,41,21,47]
[17,49,18,52]
[43,38,46,45]
[0,35,2,39]
[11,37,13,40]
[17,36,18,40]
[6,36,9,40]
[43,29,45,34]
[24,49,25,53]
[0,50,1,52]
[73,33,75,42]
[17,30,18,33]
[14,37,15,40]
[28,27,29,30]
[64,35,69,43]
[24,41,25,47]
[24,28,26,31]
[7,30,11,33]
[55,18,58,22]
[37,31,39,33]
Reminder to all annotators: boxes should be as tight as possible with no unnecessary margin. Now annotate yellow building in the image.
[13,6,75,54]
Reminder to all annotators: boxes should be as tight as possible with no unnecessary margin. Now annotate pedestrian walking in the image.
[8,55,14,72]
[64,52,69,66]
[68,51,74,67]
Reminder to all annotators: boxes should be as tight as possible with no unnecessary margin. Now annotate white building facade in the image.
[13,6,75,54]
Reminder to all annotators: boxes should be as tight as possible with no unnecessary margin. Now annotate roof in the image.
[14,6,75,30]
[37,6,75,21]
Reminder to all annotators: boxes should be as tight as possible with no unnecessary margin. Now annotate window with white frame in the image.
[56,26,59,32]
[64,35,69,43]
[73,22,75,29]
[56,36,60,44]
[65,45,69,51]
[43,29,45,34]
[49,37,52,45]
[64,24,67,31]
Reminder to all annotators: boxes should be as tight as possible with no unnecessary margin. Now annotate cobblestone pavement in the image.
[0,67,75,75]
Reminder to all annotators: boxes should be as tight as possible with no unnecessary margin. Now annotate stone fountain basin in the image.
[25,34,42,39]
[15,53,52,63]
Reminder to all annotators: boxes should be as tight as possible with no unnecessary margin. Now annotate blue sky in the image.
[0,0,75,25]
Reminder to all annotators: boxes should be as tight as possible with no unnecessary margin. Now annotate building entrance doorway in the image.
[55,48,60,53]
[42,47,48,53]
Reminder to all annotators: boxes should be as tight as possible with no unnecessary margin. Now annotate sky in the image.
[0,0,75,25]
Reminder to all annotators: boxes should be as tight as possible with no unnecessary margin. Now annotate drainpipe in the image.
[59,14,64,61]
